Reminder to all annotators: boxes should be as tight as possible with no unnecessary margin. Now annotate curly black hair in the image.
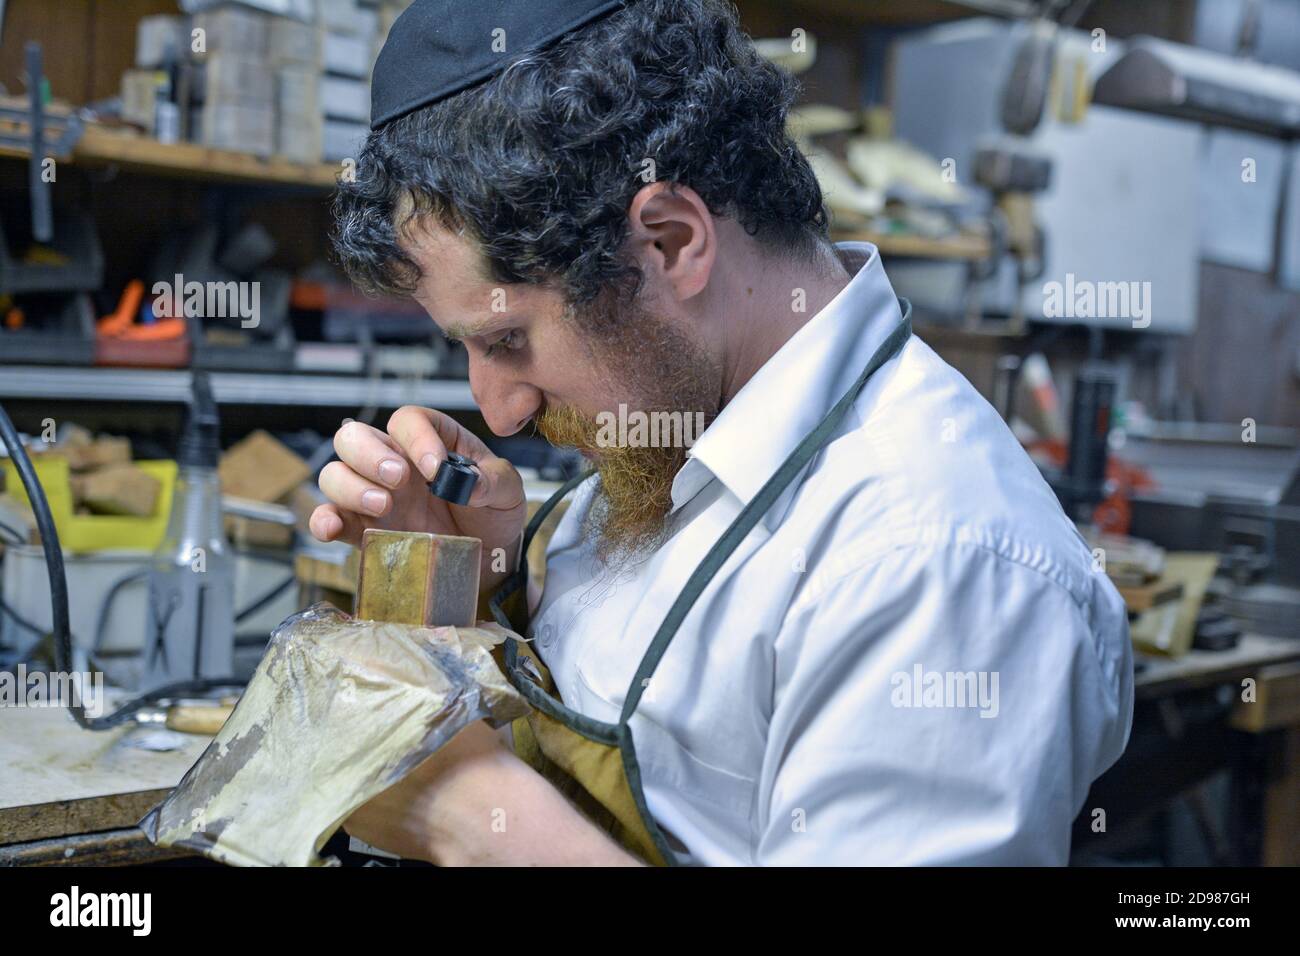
[331,0,831,314]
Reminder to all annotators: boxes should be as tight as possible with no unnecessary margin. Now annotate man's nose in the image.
[468,360,540,436]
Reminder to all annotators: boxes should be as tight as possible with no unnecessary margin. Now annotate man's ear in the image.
[626,182,716,302]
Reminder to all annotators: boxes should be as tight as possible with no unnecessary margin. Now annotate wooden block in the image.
[61,436,131,472]
[69,465,160,517]
[224,514,293,549]
[355,529,481,627]
[294,549,359,595]
[218,430,310,503]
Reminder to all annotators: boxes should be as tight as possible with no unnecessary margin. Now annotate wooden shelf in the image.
[0,122,340,189]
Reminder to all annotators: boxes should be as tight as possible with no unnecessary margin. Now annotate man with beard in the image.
[311,0,1133,865]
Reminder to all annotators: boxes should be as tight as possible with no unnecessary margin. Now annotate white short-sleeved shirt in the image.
[528,241,1134,865]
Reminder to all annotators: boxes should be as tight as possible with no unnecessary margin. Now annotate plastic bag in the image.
[139,602,530,866]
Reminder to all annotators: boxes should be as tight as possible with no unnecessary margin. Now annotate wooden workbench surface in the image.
[0,703,209,846]
[1135,633,1300,699]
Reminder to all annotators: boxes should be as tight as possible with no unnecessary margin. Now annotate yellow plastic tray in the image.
[1,456,176,553]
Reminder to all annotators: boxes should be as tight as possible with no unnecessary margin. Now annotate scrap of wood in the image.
[60,436,132,472]
[218,430,310,503]
[69,464,161,517]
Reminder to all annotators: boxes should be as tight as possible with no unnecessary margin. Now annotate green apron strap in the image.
[619,302,913,724]
[494,468,594,651]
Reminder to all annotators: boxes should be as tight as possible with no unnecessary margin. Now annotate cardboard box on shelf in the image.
[191,5,269,60]
[322,119,367,162]
[199,53,275,107]
[276,64,320,121]
[322,30,371,78]
[200,102,275,155]
[136,15,185,68]
[277,117,324,164]
[269,15,321,66]
[121,69,170,129]
[182,0,314,15]
[319,0,379,40]
[321,75,368,123]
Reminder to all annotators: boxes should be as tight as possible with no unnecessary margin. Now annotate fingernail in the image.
[419,453,438,479]
[311,513,339,540]
[361,490,387,515]
[378,459,404,486]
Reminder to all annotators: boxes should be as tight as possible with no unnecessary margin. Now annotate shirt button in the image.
[536,622,554,649]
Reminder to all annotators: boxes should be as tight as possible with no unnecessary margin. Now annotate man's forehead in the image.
[402,220,558,335]
[403,221,492,321]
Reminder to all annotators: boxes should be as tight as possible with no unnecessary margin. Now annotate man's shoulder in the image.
[793,336,1098,605]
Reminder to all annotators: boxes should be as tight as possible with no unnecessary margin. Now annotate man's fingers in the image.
[333,420,410,490]
[466,453,524,511]
[387,405,483,481]
[308,502,370,546]
[319,460,393,518]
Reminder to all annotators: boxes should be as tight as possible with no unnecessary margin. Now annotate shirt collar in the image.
[671,241,903,514]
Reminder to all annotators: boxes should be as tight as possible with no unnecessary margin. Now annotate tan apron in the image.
[488,303,913,865]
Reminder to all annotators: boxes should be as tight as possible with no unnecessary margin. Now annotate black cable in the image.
[92,569,149,656]
[0,401,245,731]
[0,593,45,637]
[235,575,295,624]
[0,594,48,668]
[0,402,79,723]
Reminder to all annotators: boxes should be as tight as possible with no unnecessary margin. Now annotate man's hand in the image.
[344,720,644,866]
[309,406,527,593]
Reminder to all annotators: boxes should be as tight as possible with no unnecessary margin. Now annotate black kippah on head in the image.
[371,0,633,129]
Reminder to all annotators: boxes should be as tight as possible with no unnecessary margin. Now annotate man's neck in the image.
[709,234,853,408]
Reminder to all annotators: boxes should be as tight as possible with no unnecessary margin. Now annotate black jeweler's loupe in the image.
[428,452,479,505]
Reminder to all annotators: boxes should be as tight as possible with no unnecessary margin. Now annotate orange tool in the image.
[98,280,186,341]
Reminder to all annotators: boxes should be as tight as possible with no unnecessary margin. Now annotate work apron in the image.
[488,300,913,866]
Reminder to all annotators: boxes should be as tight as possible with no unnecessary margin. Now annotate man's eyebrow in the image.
[442,319,492,342]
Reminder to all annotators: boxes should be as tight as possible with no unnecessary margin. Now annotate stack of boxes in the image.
[123,0,410,163]
[318,0,376,162]
[271,16,324,161]
[193,5,277,155]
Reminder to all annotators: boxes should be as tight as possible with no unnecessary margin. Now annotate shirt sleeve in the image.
[754,536,1134,865]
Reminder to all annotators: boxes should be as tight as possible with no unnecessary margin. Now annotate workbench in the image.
[1073,633,1300,866]
[5,632,1299,866]
[0,703,210,865]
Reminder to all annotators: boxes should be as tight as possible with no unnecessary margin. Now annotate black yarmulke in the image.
[371,0,632,129]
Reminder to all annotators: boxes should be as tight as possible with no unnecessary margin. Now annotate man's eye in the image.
[484,329,524,358]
